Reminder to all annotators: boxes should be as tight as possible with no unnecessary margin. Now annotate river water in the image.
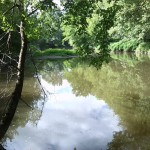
[0,54,150,150]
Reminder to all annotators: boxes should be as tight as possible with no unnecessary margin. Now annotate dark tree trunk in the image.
[0,21,28,140]
[0,144,5,150]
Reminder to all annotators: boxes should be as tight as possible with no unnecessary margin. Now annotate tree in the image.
[0,0,119,141]
[61,0,118,63]
[0,0,55,140]
[109,0,150,42]
[33,6,64,49]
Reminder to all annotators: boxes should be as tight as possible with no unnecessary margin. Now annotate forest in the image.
[0,0,150,150]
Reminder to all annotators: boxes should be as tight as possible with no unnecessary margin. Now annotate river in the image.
[0,54,150,150]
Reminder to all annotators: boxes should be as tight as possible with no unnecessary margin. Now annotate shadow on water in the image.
[0,70,16,149]
[0,67,42,149]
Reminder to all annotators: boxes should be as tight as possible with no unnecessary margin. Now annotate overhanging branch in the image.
[27,7,39,17]
[3,4,18,15]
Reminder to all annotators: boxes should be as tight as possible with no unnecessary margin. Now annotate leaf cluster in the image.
[62,0,118,58]
[110,0,150,41]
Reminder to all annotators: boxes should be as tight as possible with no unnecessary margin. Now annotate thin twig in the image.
[27,7,39,17]
[2,53,18,63]
[20,98,33,109]
[3,4,18,15]
[0,32,8,41]
[28,47,48,126]
[28,47,47,97]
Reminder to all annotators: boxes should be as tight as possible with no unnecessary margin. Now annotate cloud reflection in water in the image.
[4,78,122,150]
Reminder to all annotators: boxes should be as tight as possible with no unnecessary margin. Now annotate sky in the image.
[53,0,61,6]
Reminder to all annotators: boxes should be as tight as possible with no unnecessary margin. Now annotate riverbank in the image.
[33,48,77,57]
[32,45,150,60]
[109,40,150,55]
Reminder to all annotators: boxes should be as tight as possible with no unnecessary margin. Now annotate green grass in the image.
[33,48,77,57]
[32,42,150,58]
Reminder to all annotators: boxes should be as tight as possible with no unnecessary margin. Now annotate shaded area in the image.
[0,69,16,141]
[0,67,41,148]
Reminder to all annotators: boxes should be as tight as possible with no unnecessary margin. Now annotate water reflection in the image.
[1,55,150,150]
[64,56,150,149]
[2,77,122,150]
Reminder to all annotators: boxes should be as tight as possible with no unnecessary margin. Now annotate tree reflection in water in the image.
[64,56,150,149]
[0,55,150,150]
[0,71,43,144]
[36,56,150,149]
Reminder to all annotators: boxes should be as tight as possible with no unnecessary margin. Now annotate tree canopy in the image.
[110,0,150,41]
[62,0,118,55]
[1,0,150,56]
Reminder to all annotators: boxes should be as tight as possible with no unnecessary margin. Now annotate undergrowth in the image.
[33,48,77,57]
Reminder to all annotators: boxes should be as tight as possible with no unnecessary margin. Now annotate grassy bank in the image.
[33,48,77,57]
[109,40,150,55]
[32,43,150,59]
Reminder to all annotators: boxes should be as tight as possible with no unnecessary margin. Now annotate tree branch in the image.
[20,98,33,109]
[0,32,9,42]
[27,7,39,17]
[28,47,47,97]
[3,4,18,15]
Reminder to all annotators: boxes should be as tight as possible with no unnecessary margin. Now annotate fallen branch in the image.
[28,47,47,97]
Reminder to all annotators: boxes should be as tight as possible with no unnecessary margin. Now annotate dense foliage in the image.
[62,0,117,55]
[109,0,150,53]
[1,0,150,57]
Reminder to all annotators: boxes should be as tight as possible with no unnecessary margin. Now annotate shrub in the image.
[136,42,150,54]
[33,48,77,57]
[109,39,139,52]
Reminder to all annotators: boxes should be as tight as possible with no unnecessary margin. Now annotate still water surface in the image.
[1,55,150,150]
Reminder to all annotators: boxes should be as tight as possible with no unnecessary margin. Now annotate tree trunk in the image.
[14,21,27,97]
[0,21,28,140]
